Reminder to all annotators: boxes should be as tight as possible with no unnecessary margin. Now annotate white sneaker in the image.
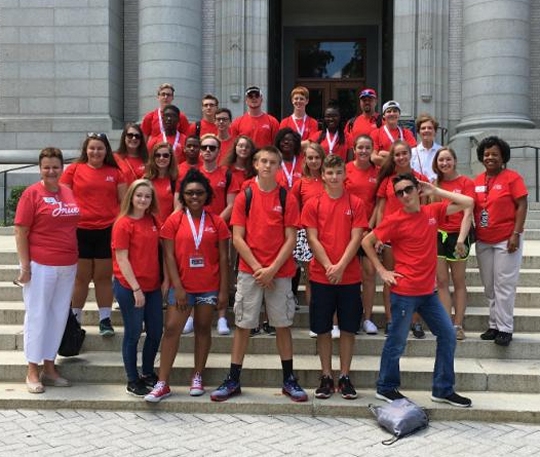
[331,325,340,339]
[182,316,194,334]
[189,372,205,396]
[309,330,317,338]
[217,317,230,335]
[363,319,378,335]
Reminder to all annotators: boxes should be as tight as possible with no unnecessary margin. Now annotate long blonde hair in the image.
[118,179,159,218]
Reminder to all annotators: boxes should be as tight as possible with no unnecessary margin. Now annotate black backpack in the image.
[58,311,86,357]
[244,185,287,216]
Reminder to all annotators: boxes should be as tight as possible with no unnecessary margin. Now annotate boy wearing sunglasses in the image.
[362,173,474,408]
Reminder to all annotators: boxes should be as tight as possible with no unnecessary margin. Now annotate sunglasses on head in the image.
[154,152,171,159]
[201,144,218,152]
[394,185,416,198]
[126,132,141,140]
[184,190,206,196]
[87,132,108,140]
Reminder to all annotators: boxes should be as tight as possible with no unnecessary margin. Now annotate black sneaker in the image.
[262,321,276,336]
[140,372,158,389]
[384,322,391,336]
[99,317,115,337]
[126,379,150,397]
[411,322,426,339]
[480,328,499,340]
[494,331,512,346]
[376,388,406,403]
[314,375,334,399]
[250,326,261,337]
[338,375,357,400]
[431,392,472,408]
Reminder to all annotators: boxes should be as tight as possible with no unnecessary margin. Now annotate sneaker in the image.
[431,392,472,408]
[480,328,499,340]
[411,322,426,339]
[314,375,334,399]
[140,372,158,390]
[384,322,391,336]
[250,325,261,337]
[338,375,357,400]
[189,372,205,396]
[376,388,406,403]
[282,375,308,402]
[126,379,150,397]
[182,316,194,334]
[309,330,317,338]
[99,318,115,337]
[217,317,230,335]
[262,321,276,336]
[144,381,171,403]
[455,326,466,341]
[331,325,340,339]
[363,319,378,335]
[494,331,512,346]
[210,376,241,402]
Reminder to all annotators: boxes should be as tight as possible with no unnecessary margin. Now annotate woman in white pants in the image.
[14,147,80,393]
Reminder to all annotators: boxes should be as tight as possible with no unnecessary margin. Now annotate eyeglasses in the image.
[201,144,218,152]
[154,153,171,159]
[159,92,173,97]
[394,185,416,198]
[184,190,206,196]
[87,132,108,140]
[126,133,141,140]
[215,117,230,123]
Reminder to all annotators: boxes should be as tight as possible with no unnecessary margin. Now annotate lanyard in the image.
[281,156,297,188]
[325,130,338,155]
[186,209,206,251]
[157,109,165,133]
[383,125,403,144]
[292,115,307,137]
[162,130,180,151]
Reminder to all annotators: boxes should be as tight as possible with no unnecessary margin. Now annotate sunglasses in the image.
[247,92,261,98]
[87,132,108,140]
[184,190,206,196]
[201,144,218,152]
[154,153,171,159]
[126,132,141,140]
[394,185,416,198]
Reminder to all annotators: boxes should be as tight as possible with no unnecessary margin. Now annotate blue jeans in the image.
[113,279,163,382]
[377,292,457,398]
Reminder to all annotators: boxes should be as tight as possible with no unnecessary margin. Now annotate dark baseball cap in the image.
[245,86,262,97]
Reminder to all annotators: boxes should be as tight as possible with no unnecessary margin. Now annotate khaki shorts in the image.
[234,271,296,329]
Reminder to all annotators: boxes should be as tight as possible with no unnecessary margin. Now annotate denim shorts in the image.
[167,288,218,307]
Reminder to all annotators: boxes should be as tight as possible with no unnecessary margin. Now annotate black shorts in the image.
[437,230,471,261]
[77,226,112,259]
[309,281,362,334]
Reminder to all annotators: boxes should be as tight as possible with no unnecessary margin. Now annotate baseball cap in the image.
[382,100,401,114]
[359,88,377,99]
[245,86,262,97]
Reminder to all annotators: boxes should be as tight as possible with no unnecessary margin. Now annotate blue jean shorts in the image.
[166,288,218,307]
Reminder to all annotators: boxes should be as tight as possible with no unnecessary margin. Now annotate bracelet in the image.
[133,287,141,293]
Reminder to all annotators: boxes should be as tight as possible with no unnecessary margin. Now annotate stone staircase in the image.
[1,206,540,422]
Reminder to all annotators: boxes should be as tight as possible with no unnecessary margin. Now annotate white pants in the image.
[23,261,77,364]
[475,239,523,333]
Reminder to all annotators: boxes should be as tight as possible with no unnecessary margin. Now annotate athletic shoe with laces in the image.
[376,388,406,403]
[309,330,317,338]
[217,317,231,335]
[338,375,357,400]
[431,391,472,408]
[126,379,150,397]
[250,325,261,337]
[315,375,334,399]
[480,328,499,340]
[331,325,341,339]
[182,316,194,334]
[363,319,378,335]
[282,375,308,402]
[144,381,171,403]
[189,372,205,396]
[210,376,241,402]
[262,321,276,336]
[99,317,115,337]
[140,372,158,390]
[411,322,426,339]
[494,331,512,346]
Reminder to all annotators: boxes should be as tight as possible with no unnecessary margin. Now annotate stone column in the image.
[456,0,534,131]
[138,1,202,120]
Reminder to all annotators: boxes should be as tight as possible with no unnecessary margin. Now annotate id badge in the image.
[189,253,205,268]
[479,208,489,228]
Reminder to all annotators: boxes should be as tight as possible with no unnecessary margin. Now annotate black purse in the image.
[58,310,86,357]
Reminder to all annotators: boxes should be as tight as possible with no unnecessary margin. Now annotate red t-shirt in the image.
[151,176,176,225]
[370,125,417,152]
[377,170,428,219]
[114,154,146,186]
[60,163,125,229]
[473,169,528,244]
[141,108,190,137]
[228,165,251,188]
[230,112,280,148]
[160,210,230,293]
[200,165,241,216]
[291,177,324,208]
[374,202,449,295]
[302,191,368,284]
[187,118,218,137]
[346,113,380,138]
[345,162,379,219]
[177,162,200,186]
[15,182,80,266]
[437,175,475,233]
[230,183,300,277]
[279,115,319,141]
[147,132,186,164]
[112,215,161,291]
[276,157,304,189]
[309,130,351,160]
[217,136,235,165]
